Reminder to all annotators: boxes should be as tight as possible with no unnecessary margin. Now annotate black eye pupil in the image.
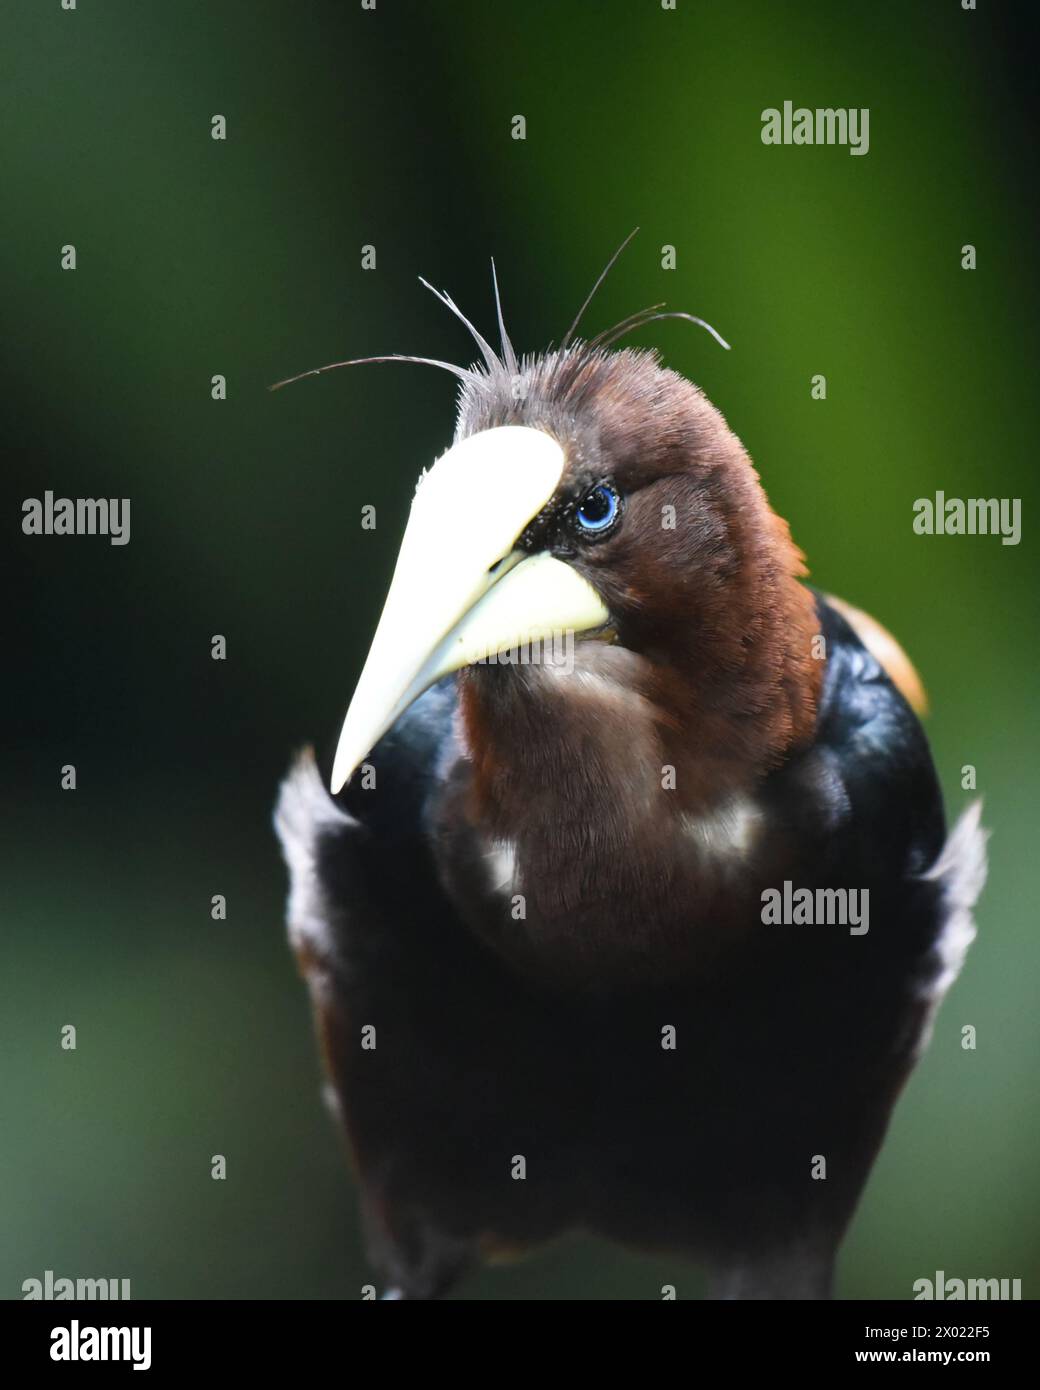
[581,488,610,522]
[573,482,620,536]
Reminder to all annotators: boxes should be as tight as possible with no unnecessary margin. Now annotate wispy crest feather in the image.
[269,230,729,395]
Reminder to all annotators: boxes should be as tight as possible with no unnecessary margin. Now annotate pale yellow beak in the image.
[330,425,610,793]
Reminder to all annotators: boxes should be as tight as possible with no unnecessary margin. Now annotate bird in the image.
[274,233,987,1300]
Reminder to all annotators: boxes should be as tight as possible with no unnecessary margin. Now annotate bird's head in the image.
[277,239,822,808]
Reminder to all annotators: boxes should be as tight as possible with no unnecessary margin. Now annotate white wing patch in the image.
[485,839,518,896]
[681,795,764,865]
[913,800,988,1054]
[274,747,357,962]
[921,800,988,998]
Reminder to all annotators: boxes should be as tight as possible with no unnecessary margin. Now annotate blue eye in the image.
[575,483,620,534]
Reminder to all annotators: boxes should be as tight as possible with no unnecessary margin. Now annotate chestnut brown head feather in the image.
[455,345,822,813]
[276,247,821,961]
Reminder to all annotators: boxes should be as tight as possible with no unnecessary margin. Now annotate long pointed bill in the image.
[330,425,609,793]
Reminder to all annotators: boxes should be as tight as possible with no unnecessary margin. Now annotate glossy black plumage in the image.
[276,594,983,1298]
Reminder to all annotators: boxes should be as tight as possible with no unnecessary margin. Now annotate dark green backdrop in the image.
[4,0,1037,1298]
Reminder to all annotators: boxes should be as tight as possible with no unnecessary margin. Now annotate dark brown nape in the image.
[633,358,823,800]
[648,451,825,808]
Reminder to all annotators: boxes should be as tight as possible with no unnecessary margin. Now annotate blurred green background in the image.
[3,0,1037,1299]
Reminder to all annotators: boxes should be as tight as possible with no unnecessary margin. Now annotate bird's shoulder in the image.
[769,591,946,879]
[274,679,462,966]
